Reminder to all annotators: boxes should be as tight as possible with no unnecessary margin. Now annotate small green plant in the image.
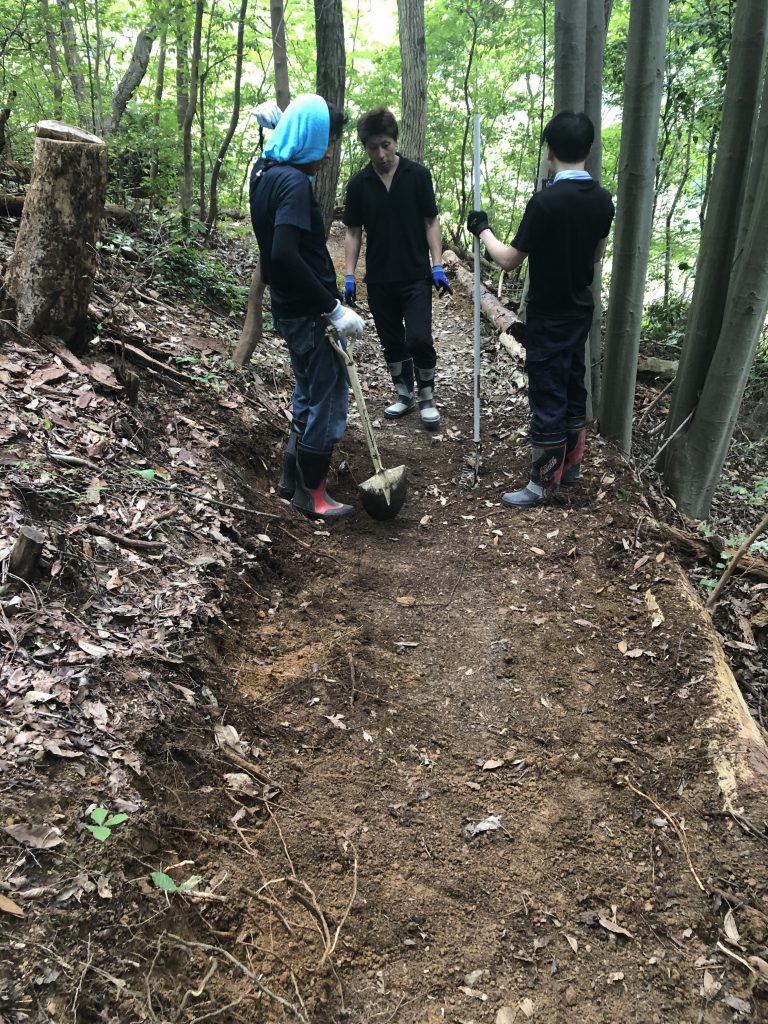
[150,871,203,893]
[85,807,130,842]
[617,488,631,502]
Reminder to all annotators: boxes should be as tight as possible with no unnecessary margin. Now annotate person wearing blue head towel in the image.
[250,94,364,520]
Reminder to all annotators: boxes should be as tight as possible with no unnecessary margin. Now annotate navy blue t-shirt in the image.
[249,159,338,318]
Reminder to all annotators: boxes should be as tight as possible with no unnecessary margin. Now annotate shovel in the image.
[326,327,408,521]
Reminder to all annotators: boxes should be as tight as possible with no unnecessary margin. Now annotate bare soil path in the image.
[3,227,768,1024]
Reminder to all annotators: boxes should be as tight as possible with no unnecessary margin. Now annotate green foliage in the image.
[84,806,130,842]
[150,871,203,892]
[643,296,689,347]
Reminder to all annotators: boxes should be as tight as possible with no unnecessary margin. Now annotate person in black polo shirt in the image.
[468,110,614,509]
[343,107,452,430]
[249,94,364,520]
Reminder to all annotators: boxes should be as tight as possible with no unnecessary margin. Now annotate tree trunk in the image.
[237,1,292,364]
[181,0,204,230]
[599,0,668,453]
[314,0,345,236]
[103,24,158,136]
[149,24,168,206]
[41,0,63,119]
[4,121,106,348]
[664,101,768,517]
[206,0,248,234]
[58,0,87,117]
[397,0,427,162]
[270,0,291,111]
[0,91,16,159]
[662,0,768,459]
[554,0,587,112]
[584,0,606,416]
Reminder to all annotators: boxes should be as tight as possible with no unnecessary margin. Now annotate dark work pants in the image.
[524,312,592,445]
[365,278,437,369]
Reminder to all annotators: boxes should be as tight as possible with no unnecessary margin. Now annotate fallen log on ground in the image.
[0,192,142,230]
[657,521,768,583]
[441,249,522,335]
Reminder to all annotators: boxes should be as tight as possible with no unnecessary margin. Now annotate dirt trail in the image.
[202,283,768,1022]
[4,227,767,1024]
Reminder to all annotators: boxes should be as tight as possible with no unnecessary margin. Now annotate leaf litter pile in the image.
[1,220,768,1023]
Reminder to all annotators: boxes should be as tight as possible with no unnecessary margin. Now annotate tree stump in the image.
[4,120,107,349]
[8,525,46,583]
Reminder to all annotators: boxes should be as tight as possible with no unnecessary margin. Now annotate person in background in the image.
[343,107,452,431]
[467,110,614,509]
[249,94,364,520]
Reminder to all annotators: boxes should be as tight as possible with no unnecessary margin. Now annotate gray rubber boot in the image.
[291,444,355,520]
[384,359,416,419]
[502,443,566,509]
[414,365,441,430]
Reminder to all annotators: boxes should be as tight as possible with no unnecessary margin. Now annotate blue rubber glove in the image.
[431,264,453,296]
[343,274,357,305]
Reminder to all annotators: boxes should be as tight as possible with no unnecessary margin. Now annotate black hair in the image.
[326,102,349,142]
[356,107,399,146]
[543,111,594,163]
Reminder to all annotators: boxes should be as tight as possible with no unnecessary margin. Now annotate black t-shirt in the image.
[513,178,614,318]
[249,159,337,318]
[343,156,439,284]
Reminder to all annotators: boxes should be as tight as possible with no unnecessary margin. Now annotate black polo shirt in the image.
[513,177,614,318]
[343,156,439,284]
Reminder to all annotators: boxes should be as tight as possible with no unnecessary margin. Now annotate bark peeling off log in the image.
[5,129,107,345]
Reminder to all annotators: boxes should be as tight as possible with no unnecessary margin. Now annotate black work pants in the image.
[524,312,591,445]
[365,278,436,369]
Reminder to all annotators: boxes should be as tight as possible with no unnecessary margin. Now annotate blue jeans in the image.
[524,312,591,445]
[273,312,349,452]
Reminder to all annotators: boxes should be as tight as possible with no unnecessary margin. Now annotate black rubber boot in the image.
[276,427,301,499]
[414,365,441,429]
[384,359,416,419]
[502,442,566,508]
[291,444,355,520]
[561,420,587,487]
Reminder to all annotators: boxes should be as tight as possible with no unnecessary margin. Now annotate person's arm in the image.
[272,224,337,314]
[593,236,608,263]
[424,216,443,267]
[480,228,527,272]
[345,226,363,275]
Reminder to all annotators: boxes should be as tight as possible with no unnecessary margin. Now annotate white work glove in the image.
[327,300,364,339]
[255,99,282,129]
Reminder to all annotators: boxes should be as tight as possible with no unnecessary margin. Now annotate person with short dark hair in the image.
[468,110,614,508]
[250,93,363,519]
[343,106,452,430]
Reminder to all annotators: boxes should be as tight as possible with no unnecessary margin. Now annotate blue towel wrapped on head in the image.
[264,94,329,164]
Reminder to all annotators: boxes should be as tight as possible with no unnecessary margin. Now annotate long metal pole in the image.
[472,113,482,478]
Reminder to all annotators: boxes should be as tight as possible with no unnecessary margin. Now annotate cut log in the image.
[637,355,678,378]
[9,525,46,582]
[4,122,107,349]
[441,249,522,335]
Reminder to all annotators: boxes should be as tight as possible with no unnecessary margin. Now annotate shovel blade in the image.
[359,465,408,521]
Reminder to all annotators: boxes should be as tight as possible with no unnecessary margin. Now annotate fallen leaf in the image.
[325,714,347,730]
[530,546,545,556]
[463,815,502,839]
[3,823,63,849]
[458,986,488,1001]
[644,590,665,628]
[565,934,578,954]
[633,555,650,570]
[702,969,721,998]
[598,916,633,940]
[482,758,505,771]
[519,998,534,1018]
[723,908,741,946]
[396,595,416,606]
[78,639,109,659]
[0,894,24,918]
